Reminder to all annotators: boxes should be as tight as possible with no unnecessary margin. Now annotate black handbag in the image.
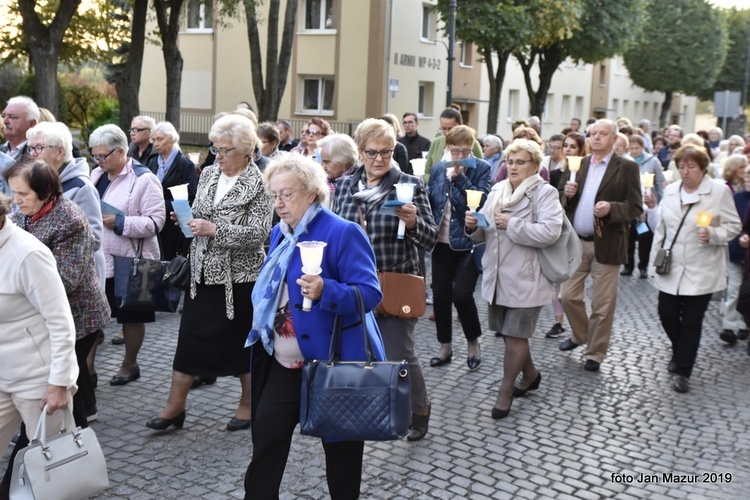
[299,286,412,441]
[113,221,181,313]
[163,254,191,291]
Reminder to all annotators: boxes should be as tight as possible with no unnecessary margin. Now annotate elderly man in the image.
[398,112,432,162]
[638,119,654,152]
[1,96,39,160]
[558,119,643,372]
[127,115,156,164]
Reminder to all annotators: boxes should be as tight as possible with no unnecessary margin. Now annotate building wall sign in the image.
[394,52,441,70]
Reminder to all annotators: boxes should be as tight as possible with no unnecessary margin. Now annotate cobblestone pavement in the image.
[3,274,750,499]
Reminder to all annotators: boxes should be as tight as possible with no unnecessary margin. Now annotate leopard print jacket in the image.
[190,163,273,319]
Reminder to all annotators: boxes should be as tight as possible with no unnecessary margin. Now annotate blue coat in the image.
[266,208,386,362]
[428,157,492,250]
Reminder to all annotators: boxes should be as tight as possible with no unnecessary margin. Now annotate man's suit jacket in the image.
[559,154,643,266]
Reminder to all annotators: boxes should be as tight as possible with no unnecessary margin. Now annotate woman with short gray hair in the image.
[317,133,358,202]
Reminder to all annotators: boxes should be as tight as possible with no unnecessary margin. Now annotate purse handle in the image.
[31,404,78,450]
[128,217,164,260]
[661,203,694,251]
[327,285,376,365]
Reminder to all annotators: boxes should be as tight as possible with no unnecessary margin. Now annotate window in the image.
[418,82,434,117]
[459,41,473,67]
[186,0,212,31]
[634,101,640,120]
[305,0,333,30]
[623,100,630,119]
[302,77,334,113]
[612,99,619,116]
[599,64,607,86]
[507,90,519,121]
[653,102,660,123]
[544,94,554,123]
[561,95,570,123]
[421,5,432,40]
[575,96,583,119]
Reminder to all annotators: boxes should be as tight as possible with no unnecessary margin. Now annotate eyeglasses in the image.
[363,149,394,159]
[307,130,322,136]
[301,129,309,135]
[91,149,117,163]
[27,144,57,155]
[449,148,472,158]
[506,159,533,166]
[209,146,236,156]
[129,127,150,133]
[270,191,297,203]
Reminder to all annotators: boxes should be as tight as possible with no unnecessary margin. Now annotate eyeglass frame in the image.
[363,149,394,159]
[269,190,298,203]
[129,127,150,133]
[91,148,118,163]
[448,148,472,158]
[27,144,60,155]
[506,159,535,166]
[209,146,237,156]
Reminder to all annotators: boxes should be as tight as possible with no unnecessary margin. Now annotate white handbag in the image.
[9,405,110,500]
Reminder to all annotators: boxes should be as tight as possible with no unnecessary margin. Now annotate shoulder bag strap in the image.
[327,285,375,363]
[663,203,694,250]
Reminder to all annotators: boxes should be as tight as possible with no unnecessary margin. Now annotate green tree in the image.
[623,0,728,128]
[698,7,750,102]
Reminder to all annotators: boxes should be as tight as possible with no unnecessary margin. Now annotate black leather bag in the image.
[163,255,191,291]
[654,248,671,275]
[299,286,411,441]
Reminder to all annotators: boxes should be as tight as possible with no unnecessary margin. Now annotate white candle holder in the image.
[394,183,416,239]
[297,241,327,311]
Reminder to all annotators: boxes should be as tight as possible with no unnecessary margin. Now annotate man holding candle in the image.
[558,119,643,372]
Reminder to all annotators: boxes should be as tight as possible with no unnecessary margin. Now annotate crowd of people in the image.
[2,92,750,499]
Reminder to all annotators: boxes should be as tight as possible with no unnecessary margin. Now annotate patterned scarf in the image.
[246,202,323,354]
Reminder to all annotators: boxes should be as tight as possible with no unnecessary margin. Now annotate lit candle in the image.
[696,212,712,228]
[641,172,655,197]
[567,156,582,184]
[465,189,483,212]
[394,183,416,239]
[297,241,327,311]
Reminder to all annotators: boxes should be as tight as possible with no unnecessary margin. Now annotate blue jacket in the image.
[266,208,386,362]
[427,157,492,250]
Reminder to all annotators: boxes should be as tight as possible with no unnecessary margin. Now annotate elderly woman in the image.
[146,114,272,431]
[427,125,491,370]
[645,144,740,393]
[6,160,109,427]
[482,134,504,180]
[257,122,281,159]
[708,127,723,154]
[127,115,155,164]
[297,117,331,157]
[722,153,746,194]
[465,139,563,419]
[244,154,385,499]
[317,132,359,203]
[89,124,165,385]
[0,192,78,461]
[333,118,438,441]
[146,121,198,260]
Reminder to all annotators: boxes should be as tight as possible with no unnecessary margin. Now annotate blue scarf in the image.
[246,202,323,354]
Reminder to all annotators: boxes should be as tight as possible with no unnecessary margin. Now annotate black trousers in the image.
[658,292,712,378]
[431,243,482,344]
[244,358,364,500]
[625,220,654,272]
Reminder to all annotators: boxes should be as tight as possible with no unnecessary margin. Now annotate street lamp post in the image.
[446,0,456,107]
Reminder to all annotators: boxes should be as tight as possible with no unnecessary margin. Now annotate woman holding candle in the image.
[146,114,272,431]
[644,144,740,393]
[427,125,492,371]
[244,154,385,499]
[333,118,438,442]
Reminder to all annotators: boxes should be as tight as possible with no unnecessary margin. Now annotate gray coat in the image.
[469,181,563,308]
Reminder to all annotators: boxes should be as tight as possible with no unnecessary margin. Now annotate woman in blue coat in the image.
[245,153,384,500]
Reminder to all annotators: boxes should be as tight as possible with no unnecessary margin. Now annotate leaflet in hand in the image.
[172,199,194,237]
[100,201,125,217]
[380,199,406,216]
[472,212,490,228]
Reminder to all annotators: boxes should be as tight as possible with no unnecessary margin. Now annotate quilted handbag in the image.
[163,254,191,291]
[10,406,110,500]
[376,271,426,318]
[300,286,412,441]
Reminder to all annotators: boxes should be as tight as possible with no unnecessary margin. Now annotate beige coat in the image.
[469,182,563,308]
[650,175,740,296]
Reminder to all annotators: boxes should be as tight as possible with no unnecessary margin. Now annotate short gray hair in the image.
[482,134,503,151]
[264,153,329,206]
[0,193,12,219]
[596,119,618,135]
[209,114,257,157]
[316,133,358,169]
[89,124,128,151]
[504,139,544,168]
[152,121,180,145]
[6,96,40,122]
[132,115,156,130]
[27,122,74,163]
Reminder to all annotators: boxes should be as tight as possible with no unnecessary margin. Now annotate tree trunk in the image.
[660,90,673,129]
[17,0,81,117]
[484,48,511,135]
[154,0,185,129]
[109,0,149,132]
[516,45,564,137]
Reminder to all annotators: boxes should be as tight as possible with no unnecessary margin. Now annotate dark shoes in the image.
[407,403,431,441]
[227,417,251,431]
[146,410,186,430]
[545,323,565,338]
[667,359,677,374]
[620,268,633,276]
[110,366,140,386]
[429,353,452,367]
[720,330,738,345]
[491,399,512,420]
[639,269,648,279]
[191,376,217,389]
[111,333,125,345]
[584,360,600,372]
[467,356,481,371]
[738,329,750,341]
[513,372,542,398]
[672,376,690,393]
[559,339,581,351]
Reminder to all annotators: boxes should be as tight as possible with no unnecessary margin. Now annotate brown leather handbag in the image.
[376,272,426,319]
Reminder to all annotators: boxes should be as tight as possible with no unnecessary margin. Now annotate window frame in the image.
[184,0,213,33]
[303,0,335,32]
[417,81,434,118]
[420,4,432,41]
[299,76,335,116]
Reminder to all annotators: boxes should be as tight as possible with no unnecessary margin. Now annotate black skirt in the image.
[173,282,254,376]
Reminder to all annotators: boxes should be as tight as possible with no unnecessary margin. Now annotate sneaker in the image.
[545,323,565,338]
[426,295,434,305]
[87,405,98,423]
